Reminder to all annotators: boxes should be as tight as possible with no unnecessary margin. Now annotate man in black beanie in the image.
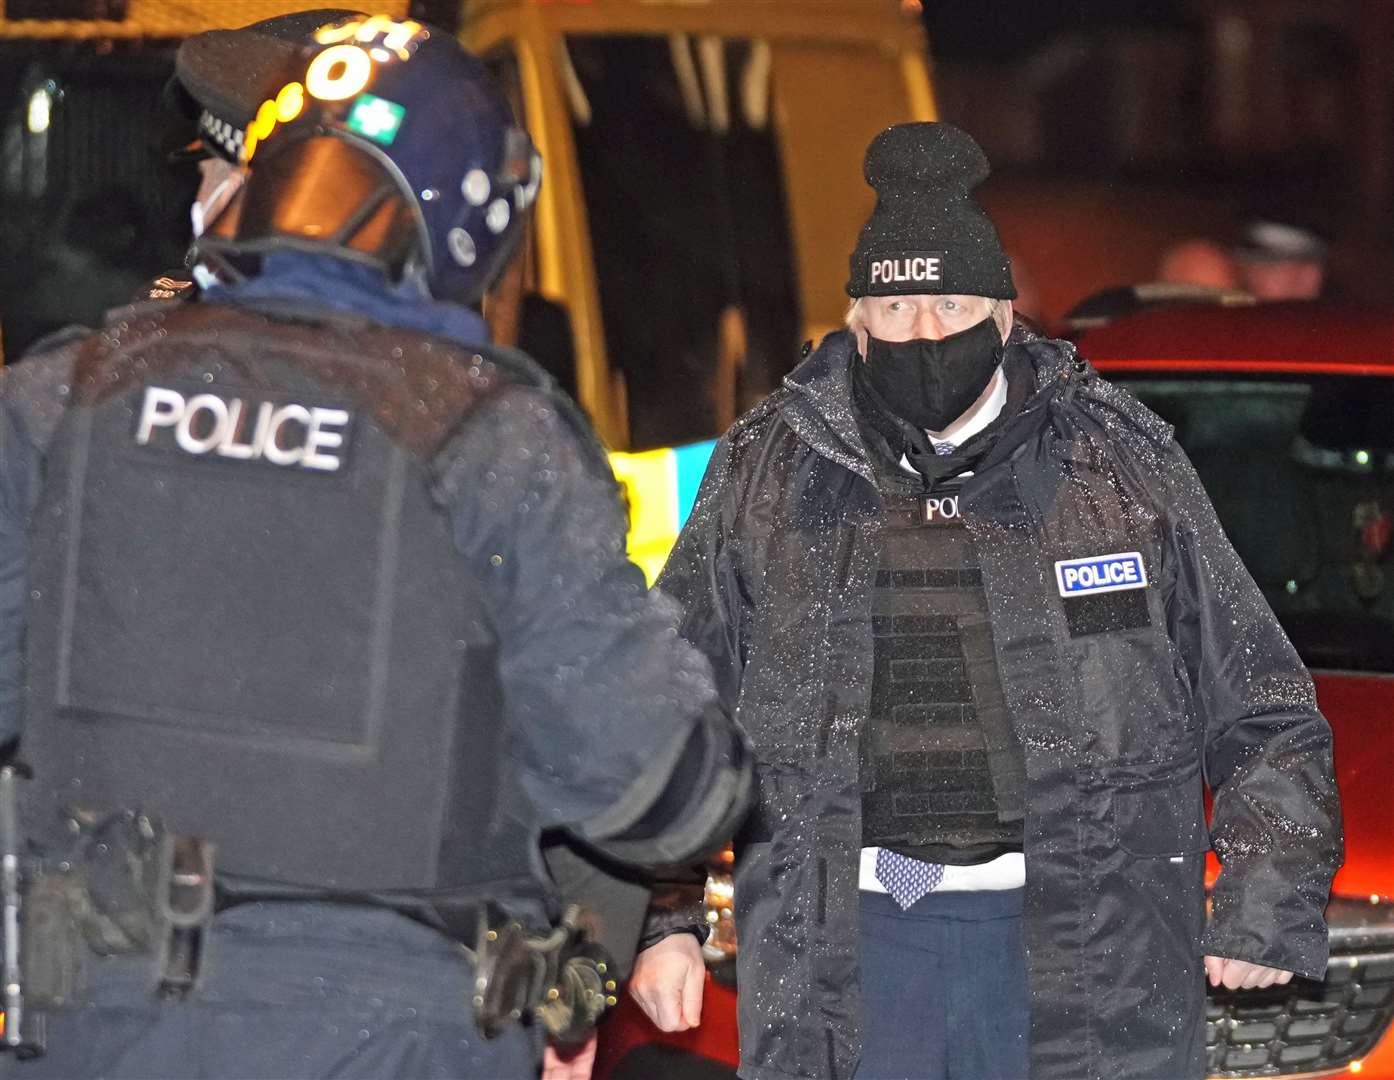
[629,121,1341,1080]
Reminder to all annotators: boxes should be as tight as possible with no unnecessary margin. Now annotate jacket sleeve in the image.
[0,347,79,744]
[653,429,752,711]
[0,382,33,745]
[639,428,756,947]
[434,385,749,864]
[1160,441,1343,979]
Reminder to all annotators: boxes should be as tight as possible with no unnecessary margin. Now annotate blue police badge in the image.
[1054,551,1151,637]
[1054,551,1148,598]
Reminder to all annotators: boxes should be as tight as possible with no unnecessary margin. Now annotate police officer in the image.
[167,22,667,1079]
[629,122,1341,1080]
[1,15,750,1079]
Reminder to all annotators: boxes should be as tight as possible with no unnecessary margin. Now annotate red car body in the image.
[597,301,1394,1080]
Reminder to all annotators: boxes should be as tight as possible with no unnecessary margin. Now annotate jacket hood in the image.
[777,323,1172,482]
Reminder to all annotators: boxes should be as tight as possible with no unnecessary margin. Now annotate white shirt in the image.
[866,362,1024,893]
[860,848,1025,893]
[929,363,1008,448]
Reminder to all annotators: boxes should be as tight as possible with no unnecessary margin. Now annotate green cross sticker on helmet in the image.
[347,93,406,144]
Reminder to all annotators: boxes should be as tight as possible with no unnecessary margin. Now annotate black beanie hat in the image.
[846,122,1015,300]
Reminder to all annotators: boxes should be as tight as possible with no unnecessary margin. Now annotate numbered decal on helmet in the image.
[305,44,374,102]
[313,15,428,60]
[243,16,428,162]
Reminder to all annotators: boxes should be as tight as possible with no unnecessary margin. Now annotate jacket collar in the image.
[778,324,1083,483]
[778,330,877,482]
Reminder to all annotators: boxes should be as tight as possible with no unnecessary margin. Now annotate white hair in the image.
[845,295,1002,332]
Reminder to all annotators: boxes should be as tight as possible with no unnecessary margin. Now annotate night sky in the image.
[923,1,1189,60]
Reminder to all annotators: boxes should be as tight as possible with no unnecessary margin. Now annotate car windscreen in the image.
[1115,373,1394,673]
[563,33,802,450]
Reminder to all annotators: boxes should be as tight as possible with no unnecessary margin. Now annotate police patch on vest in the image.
[918,493,961,525]
[133,385,353,473]
[867,250,947,290]
[1055,552,1151,636]
[1054,551,1147,597]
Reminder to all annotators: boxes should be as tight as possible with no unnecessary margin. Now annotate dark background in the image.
[917,0,1394,317]
[0,0,1390,355]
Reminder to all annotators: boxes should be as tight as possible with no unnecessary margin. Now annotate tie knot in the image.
[933,441,956,456]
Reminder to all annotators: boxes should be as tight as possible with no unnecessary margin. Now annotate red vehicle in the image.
[596,301,1394,1080]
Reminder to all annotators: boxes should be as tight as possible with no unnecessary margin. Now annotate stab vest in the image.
[22,302,536,896]
[861,483,1025,862]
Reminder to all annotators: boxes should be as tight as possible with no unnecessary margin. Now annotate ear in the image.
[993,300,1014,343]
[854,325,869,360]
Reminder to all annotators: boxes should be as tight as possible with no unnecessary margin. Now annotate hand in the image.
[628,932,706,1032]
[541,1033,596,1080]
[1204,955,1295,990]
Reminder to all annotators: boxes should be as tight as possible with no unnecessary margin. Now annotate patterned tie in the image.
[874,848,945,910]
[933,440,956,456]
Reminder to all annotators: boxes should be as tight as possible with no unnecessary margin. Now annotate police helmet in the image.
[197,14,540,307]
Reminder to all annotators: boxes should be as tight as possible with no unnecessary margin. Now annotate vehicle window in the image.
[1118,375,1394,673]
[764,39,918,335]
[0,46,192,362]
[563,34,800,450]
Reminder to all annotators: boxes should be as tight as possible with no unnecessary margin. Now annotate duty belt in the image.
[14,805,615,1048]
[154,833,215,998]
[470,903,618,1045]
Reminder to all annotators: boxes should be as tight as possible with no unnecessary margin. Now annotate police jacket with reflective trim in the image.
[0,298,746,913]
[655,326,1343,1080]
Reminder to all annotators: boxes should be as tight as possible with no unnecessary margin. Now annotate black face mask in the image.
[864,315,1002,433]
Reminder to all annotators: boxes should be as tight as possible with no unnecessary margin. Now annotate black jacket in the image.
[656,326,1343,1080]
[0,296,748,910]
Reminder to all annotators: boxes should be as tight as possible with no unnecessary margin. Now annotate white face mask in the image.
[190,169,244,239]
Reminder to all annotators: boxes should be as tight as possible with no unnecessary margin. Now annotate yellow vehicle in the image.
[459,0,936,577]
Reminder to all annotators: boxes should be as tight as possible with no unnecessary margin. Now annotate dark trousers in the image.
[14,902,540,1080]
[854,888,1029,1080]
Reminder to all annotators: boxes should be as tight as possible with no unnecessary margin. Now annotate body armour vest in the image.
[861,482,1026,863]
[22,301,540,897]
